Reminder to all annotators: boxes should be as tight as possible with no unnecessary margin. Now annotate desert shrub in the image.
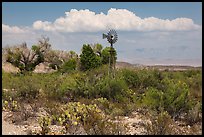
[41,73,65,101]
[170,71,185,80]
[2,71,12,89]
[55,74,78,102]
[141,78,194,118]
[3,74,41,101]
[142,87,163,111]
[140,69,161,88]
[71,73,94,98]
[161,69,202,102]
[49,71,99,100]
[121,69,140,89]
[39,72,85,102]
[185,102,202,126]
[2,88,17,103]
[55,102,127,135]
[42,100,64,118]
[161,79,192,118]
[19,76,40,100]
[60,58,77,73]
[186,72,202,101]
[95,75,129,102]
[145,111,174,135]
[183,69,201,78]
[121,69,163,91]
[92,97,135,117]
[86,64,109,77]
[110,107,125,117]
[43,70,101,100]
[53,71,99,102]
[59,71,131,102]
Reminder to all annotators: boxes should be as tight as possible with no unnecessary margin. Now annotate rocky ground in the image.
[2,106,202,135]
[2,112,27,135]
[2,109,148,135]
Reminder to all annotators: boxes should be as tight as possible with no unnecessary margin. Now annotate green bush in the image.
[3,74,40,100]
[161,79,191,118]
[53,72,97,100]
[55,72,88,101]
[21,76,40,99]
[142,78,193,118]
[183,69,201,78]
[139,69,162,89]
[71,73,94,98]
[2,71,12,89]
[121,69,162,90]
[142,87,163,111]
[95,75,129,102]
[41,73,65,101]
[58,70,131,102]
[60,59,77,73]
[121,69,140,89]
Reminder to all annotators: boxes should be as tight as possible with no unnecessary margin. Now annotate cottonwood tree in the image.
[45,50,67,70]
[5,37,51,73]
[45,50,78,70]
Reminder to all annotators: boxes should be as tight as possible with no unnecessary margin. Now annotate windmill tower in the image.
[102,29,118,78]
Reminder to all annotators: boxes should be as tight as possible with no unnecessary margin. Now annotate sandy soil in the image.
[2,112,27,135]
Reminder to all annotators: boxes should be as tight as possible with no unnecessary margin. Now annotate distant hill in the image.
[145,65,202,71]
[2,61,201,73]
[116,61,201,71]
[115,61,134,69]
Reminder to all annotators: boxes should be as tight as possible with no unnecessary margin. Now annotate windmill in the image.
[103,29,118,78]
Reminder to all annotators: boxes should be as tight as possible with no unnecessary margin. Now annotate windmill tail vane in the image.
[103,33,108,39]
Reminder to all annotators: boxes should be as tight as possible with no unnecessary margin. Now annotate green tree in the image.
[101,47,117,65]
[80,44,102,71]
[5,37,51,73]
[68,50,78,59]
[92,43,103,57]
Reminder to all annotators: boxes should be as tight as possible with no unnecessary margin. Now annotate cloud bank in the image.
[32,8,201,32]
[2,24,28,33]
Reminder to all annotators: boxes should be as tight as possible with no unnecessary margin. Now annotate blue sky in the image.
[2,2,202,66]
[3,2,202,26]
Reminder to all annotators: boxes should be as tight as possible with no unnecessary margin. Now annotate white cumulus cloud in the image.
[2,24,29,33]
[33,8,201,32]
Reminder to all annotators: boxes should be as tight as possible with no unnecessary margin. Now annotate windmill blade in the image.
[104,29,118,44]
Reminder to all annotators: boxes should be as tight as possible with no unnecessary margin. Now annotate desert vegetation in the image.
[2,37,202,135]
